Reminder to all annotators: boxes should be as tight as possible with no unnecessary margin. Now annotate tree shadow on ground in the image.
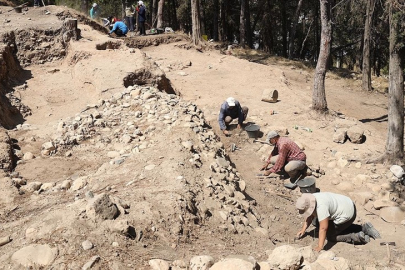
[360,114,388,123]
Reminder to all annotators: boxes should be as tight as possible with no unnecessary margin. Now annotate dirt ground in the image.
[0,5,404,270]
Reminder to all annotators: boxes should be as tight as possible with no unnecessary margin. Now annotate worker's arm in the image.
[218,105,227,131]
[297,215,314,238]
[237,103,244,128]
[269,145,286,173]
[109,23,118,34]
[314,218,329,252]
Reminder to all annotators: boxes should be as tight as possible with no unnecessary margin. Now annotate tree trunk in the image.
[289,0,304,59]
[245,0,252,48]
[220,0,227,41]
[170,0,178,30]
[157,0,165,28]
[213,0,219,41]
[239,0,246,47]
[281,1,288,57]
[199,0,206,35]
[152,0,158,27]
[312,0,331,112]
[383,1,405,162]
[191,0,202,45]
[361,0,375,91]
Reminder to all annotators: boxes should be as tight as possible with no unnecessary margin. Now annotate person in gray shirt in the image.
[295,192,380,252]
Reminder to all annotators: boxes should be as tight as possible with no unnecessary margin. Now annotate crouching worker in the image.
[218,97,248,136]
[295,192,380,252]
[260,130,306,181]
[108,19,128,37]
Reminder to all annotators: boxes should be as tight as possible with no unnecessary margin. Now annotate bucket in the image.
[245,124,260,138]
[297,177,316,193]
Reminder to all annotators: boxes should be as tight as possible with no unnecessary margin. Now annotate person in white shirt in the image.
[295,192,380,252]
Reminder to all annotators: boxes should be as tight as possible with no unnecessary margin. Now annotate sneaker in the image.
[358,231,370,244]
[362,222,381,239]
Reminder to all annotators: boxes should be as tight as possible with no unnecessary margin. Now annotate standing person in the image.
[218,97,249,136]
[136,1,146,36]
[260,130,306,181]
[295,192,380,252]
[125,4,135,32]
[108,20,128,37]
[90,3,101,20]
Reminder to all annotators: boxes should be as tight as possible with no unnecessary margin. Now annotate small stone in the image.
[82,240,94,250]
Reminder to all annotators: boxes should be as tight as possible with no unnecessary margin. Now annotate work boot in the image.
[336,232,370,244]
[362,222,381,239]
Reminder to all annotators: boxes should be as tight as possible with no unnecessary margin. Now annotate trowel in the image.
[284,178,300,189]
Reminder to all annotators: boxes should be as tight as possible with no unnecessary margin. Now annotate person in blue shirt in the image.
[136,1,146,36]
[109,20,128,37]
[218,97,249,136]
[90,3,101,19]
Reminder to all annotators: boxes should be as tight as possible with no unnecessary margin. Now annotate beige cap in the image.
[296,193,316,219]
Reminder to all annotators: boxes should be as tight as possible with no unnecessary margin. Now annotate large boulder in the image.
[210,258,256,270]
[189,255,214,270]
[267,245,303,270]
[347,126,364,144]
[11,244,58,267]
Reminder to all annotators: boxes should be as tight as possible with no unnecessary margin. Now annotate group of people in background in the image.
[90,1,147,37]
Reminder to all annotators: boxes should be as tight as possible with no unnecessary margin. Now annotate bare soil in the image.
[0,5,404,270]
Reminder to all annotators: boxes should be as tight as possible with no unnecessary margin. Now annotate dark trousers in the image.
[34,0,40,6]
[125,16,134,32]
[315,205,360,242]
[114,29,126,37]
[138,21,146,35]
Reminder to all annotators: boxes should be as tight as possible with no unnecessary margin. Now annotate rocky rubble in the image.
[2,85,269,268]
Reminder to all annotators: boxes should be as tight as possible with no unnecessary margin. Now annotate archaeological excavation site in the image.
[0,3,405,270]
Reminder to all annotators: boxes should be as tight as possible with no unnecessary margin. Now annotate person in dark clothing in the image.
[136,1,146,36]
[218,97,248,136]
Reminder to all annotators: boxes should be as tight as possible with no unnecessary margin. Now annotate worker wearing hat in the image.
[261,130,307,181]
[295,192,379,252]
[90,3,101,20]
[218,97,249,136]
[136,1,146,36]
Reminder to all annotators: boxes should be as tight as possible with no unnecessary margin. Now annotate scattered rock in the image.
[380,207,405,223]
[11,244,58,267]
[86,193,119,220]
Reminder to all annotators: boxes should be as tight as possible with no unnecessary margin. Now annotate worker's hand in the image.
[263,170,277,177]
[223,130,230,136]
[296,230,305,239]
[313,246,323,252]
[237,124,242,129]
[260,163,268,171]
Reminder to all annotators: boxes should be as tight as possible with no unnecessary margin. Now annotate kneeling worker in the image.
[218,97,248,136]
[295,192,380,252]
[261,130,306,181]
[109,19,128,37]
